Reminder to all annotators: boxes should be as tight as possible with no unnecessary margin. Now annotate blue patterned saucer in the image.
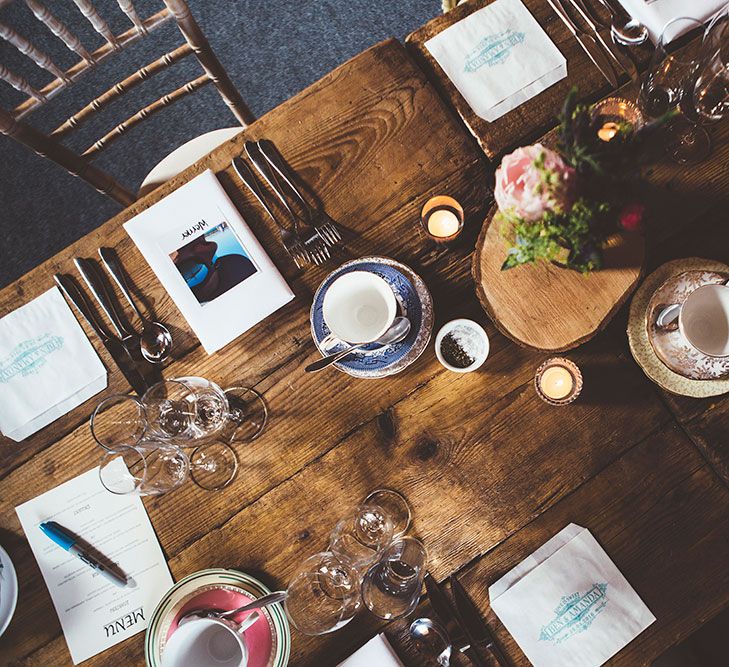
[310,257,434,378]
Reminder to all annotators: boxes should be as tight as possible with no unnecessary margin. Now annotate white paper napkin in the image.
[489,524,655,667]
[0,287,107,441]
[425,0,567,122]
[337,634,403,667]
[618,0,726,43]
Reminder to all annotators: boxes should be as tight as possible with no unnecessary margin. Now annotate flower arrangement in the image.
[495,89,666,273]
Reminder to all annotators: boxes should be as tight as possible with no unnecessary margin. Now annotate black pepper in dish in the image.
[440,332,475,368]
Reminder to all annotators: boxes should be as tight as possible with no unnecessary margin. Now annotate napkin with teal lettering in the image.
[0,287,106,441]
[489,524,655,667]
[337,634,403,667]
[425,0,566,122]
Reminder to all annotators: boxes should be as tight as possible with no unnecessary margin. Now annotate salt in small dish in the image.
[435,319,489,373]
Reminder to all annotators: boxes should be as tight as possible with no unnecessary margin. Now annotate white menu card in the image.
[16,463,173,664]
[125,169,294,354]
[489,524,655,667]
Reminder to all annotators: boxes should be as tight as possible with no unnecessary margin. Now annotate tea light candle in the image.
[597,121,620,142]
[534,357,583,406]
[421,195,464,243]
[591,97,644,144]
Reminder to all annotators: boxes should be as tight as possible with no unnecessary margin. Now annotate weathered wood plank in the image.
[385,423,729,666]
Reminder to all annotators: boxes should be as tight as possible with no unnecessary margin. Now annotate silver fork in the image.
[245,141,332,266]
[256,140,343,248]
[231,157,309,268]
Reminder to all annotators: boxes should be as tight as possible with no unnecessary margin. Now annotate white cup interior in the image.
[322,271,397,344]
[162,618,248,667]
[680,284,729,357]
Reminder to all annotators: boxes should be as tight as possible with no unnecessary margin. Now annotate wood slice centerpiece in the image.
[472,207,646,351]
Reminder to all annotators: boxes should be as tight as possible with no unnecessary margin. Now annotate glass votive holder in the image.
[534,357,583,406]
[591,97,644,143]
[420,195,464,243]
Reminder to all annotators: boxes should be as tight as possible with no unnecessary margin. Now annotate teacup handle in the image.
[656,303,681,329]
[236,610,260,634]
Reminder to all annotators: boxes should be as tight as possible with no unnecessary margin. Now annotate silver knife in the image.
[546,0,618,88]
[54,274,149,396]
[564,0,637,81]
[450,575,511,667]
[424,574,486,667]
[74,258,139,359]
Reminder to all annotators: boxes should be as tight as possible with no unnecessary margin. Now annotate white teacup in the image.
[161,611,259,667]
[322,271,397,344]
[657,282,729,357]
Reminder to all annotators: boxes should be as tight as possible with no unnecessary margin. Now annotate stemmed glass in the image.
[98,442,189,496]
[329,504,395,573]
[361,536,428,620]
[669,8,729,162]
[283,552,361,635]
[639,17,707,119]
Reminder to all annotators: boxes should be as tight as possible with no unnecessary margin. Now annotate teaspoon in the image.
[99,248,173,364]
[305,316,411,373]
[178,590,288,625]
[410,617,452,667]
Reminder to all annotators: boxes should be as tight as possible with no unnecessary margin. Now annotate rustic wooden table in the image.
[0,32,728,667]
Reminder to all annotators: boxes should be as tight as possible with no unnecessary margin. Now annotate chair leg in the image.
[0,107,135,206]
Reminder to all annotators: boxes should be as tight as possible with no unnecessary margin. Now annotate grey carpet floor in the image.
[0,0,441,288]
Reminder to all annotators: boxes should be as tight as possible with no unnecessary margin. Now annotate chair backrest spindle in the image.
[0,20,70,82]
[0,0,254,206]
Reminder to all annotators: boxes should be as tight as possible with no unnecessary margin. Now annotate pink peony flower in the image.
[618,202,645,232]
[494,144,576,221]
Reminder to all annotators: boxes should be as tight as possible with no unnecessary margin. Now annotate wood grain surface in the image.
[0,28,727,667]
[473,208,645,350]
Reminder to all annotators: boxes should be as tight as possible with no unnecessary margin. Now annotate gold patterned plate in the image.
[145,569,290,667]
[628,258,729,397]
[647,270,729,380]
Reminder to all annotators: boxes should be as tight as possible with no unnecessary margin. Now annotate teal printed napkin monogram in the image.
[489,524,655,667]
[425,0,566,122]
[0,287,106,441]
[337,634,404,666]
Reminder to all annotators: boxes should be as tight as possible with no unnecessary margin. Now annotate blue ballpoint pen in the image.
[40,521,128,588]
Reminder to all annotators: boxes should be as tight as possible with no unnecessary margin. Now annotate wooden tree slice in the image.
[472,207,646,351]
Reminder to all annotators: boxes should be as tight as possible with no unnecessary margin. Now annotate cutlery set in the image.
[416,574,511,667]
[232,139,343,268]
[54,249,173,396]
[547,0,644,87]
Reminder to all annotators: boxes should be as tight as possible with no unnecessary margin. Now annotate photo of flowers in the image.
[170,220,258,305]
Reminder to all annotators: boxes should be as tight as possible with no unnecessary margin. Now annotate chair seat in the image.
[138,127,244,197]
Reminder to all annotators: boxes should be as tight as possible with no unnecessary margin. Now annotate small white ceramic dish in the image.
[0,545,18,638]
[322,271,397,344]
[435,319,489,373]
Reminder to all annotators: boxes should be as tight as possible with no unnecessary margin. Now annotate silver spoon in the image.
[596,0,649,45]
[305,316,411,373]
[98,248,173,364]
[410,617,452,667]
[178,590,288,625]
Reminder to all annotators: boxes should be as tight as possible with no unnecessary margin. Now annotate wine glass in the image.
[669,7,729,162]
[329,503,395,573]
[639,17,706,118]
[90,394,147,451]
[141,378,239,490]
[363,488,412,537]
[361,536,427,620]
[283,552,361,635]
[222,385,268,443]
[98,442,189,496]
